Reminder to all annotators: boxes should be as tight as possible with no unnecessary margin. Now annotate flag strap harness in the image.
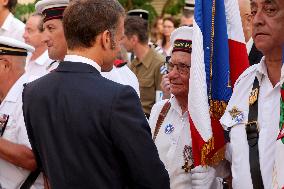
[246,77,264,189]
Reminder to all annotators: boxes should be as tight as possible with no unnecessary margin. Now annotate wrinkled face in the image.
[0,55,14,93]
[163,20,175,37]
[43,19,67,60]
[23,16,45,48]
[0,55,9,80]
[251,0,284,55]
[168,51,191,98]
[102,16,125,71]
[0,55,8,97]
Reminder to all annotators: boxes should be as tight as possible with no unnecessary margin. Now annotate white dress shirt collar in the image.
[170,96,188,117]
[255,56,284,87]
[64,54,101,73]
[35,50,49,66]
[1,13,13,31]
[26,50,50,66]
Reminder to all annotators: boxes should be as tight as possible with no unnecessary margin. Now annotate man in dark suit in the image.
[22,0,170,188]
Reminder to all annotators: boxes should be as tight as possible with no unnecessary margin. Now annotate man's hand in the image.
[191,165,216,189]
[160,74,171,99]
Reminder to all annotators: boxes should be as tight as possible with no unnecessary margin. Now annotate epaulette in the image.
[114,59,127,68]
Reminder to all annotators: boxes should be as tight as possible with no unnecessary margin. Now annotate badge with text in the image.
[165,124,174,134]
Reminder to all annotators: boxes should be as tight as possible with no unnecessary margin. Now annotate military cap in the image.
[127,9,149,21]
[0,36,34,56]
[35,0,69,23]
[170,26,193,54]
[184,0,195,11]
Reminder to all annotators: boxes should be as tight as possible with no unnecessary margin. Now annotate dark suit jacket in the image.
[249,43,263,66]
[23,61,170,189]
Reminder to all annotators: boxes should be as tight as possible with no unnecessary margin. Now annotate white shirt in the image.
[0,74,43,189]
[149,97,192,189]
[220,57,284,189]
[273,139,284,188]
[64,54,101,72]
[25,51,54,81]
[0,13,25,42]
[101,65,140,97]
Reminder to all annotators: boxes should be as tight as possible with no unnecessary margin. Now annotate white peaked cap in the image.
[0,36,34,56]
[35,0,69,13]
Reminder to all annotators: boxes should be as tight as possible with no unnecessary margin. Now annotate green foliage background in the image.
[14,3,35,22]
[14,0,185,23]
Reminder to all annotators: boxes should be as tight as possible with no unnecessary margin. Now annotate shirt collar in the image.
[256,56,284,86]
[133,48,155,69]
[64,54,101,73]
[3,73,29,103]
[256,56,267,79]
[170,96,188,117]
[26,50,50,66]
[1,13,14,31]
[35,50,50,66]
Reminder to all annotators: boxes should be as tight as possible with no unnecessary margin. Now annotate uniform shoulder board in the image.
[114,59,127,68]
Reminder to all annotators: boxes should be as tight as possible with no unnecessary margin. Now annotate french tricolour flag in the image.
[188,0,249,166]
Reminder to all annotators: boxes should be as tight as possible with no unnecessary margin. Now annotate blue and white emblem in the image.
[229,106,244,124]
[165,124,174,134]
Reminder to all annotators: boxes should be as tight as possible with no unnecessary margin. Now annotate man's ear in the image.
[101,30,111,50]
[0,57,12,72]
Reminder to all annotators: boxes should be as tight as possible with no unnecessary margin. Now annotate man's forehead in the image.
[171,52,191,62]
[250,0,277,5]
[0,55,11,59]
[43,19,62,27]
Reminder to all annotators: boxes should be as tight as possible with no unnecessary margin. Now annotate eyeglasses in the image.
[165,57,191,75]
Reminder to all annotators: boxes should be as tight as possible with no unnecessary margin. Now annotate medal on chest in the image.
[0,113,9,136]
[181,145,194,173]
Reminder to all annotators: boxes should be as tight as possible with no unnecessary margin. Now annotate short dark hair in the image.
[124,16,149,44]
[6,0,17,11]
[63,0,125,50]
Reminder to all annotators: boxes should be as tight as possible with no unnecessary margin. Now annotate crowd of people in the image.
[0,0,284,188]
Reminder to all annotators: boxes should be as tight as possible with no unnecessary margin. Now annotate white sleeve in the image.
[16,112,31,148]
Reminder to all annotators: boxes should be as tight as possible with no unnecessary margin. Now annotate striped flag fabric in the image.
[188,0,249,166]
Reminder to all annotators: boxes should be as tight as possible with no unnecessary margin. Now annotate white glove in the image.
[191,165,216,189]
